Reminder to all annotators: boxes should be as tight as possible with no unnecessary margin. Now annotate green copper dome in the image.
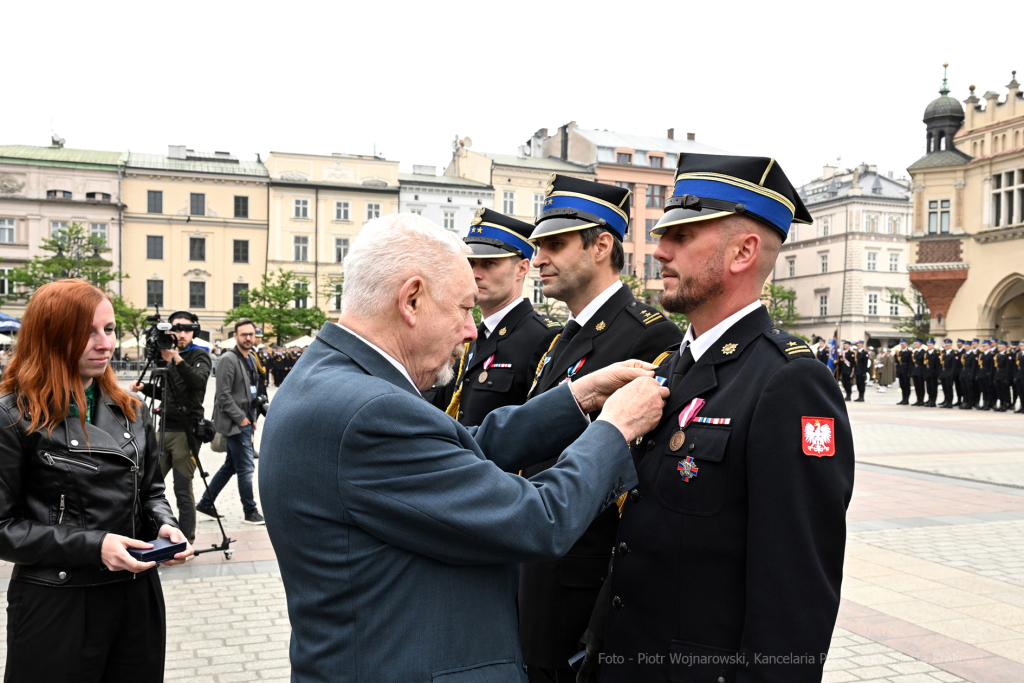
[924,63,964,121]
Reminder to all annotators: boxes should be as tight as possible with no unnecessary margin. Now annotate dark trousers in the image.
[5,571,165,683]
[160,430,196,543]
[898,373,911,402]
[979,378,992,407]
[527,665,577,683]
[855,373,866,399]
[200,424,257,515]
[997,380,1011,408]
[941,377,954,405]
[913,376,925,403]
[973,379,982,406]
[960,375,974,407]
[954,374,963,403]
[926,377,938,404]
[841,373,852,398]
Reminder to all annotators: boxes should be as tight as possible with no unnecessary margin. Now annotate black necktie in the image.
[478,321,487,340]
[549,320,582,366]
[669,345,696,396]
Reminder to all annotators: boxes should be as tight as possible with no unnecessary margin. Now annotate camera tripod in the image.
[137,359,235,560]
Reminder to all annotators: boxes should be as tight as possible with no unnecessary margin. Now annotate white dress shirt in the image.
[679,301,764,362]
[568,280,623,327]
[338,323,420,395]
[482,297,527,338]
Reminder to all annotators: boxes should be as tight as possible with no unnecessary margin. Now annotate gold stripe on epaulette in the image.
[786,347,812,354]
[652,351,672,367]
[643,314,664,324]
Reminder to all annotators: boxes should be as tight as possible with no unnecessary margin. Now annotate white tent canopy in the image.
[285,335,314,348]
[218,338,237,349]
[121,338,140,349]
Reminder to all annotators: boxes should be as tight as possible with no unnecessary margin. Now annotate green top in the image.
[68,383,100,424]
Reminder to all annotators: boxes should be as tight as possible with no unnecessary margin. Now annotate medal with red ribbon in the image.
[559,356,587,385]
[669,397,705,452]
[478,354,495,383]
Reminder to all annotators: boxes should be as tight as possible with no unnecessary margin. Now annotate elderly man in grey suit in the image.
[260,213,667,683]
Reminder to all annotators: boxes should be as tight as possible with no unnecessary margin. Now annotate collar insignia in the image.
[499,327,507,336]
[721,343,738,355]
[595,321,606,332]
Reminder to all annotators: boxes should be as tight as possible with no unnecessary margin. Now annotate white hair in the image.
[343,213,470,318]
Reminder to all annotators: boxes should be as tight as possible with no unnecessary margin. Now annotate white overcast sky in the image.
[3,0,1021,187]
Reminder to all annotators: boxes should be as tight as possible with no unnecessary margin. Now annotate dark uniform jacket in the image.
[897,348,912,375]
[431,299,561,426]
[519,283,683,669]
[952,348,963,379]
[855,349,869,375]
[816,346,829,364]
[597,306,854,683]
[841,349,856,377]
[961,349,976,379]
[981,350,994,379]
[925,349,939,379]
[911,348,925,377]
[994,351,1009,382]
[939,350,954,379]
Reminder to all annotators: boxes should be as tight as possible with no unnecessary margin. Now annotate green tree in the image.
[224,269,328,345]
[887,286,931,340]
[762,283,808,340]
[111,294,148,348]
[2,221,124,305]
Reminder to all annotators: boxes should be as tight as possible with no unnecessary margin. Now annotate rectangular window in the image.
[335,201,350,221]
[614,181,635,195]
[534,193,544,218]
[818,294,828,317]
[146,235,163,259]
[189,237,206,261]
[503,191,515,215]
[147,280,164,308]
[234,196,249,218]
[232,283,249,308]
[867,292,879,316]
[147,190,163,214]
[532,279,544,305]
[294,198,309,219]
[294,281,309,309]
[366,203,381,220]
[90,223,107,244]
[866,251,877,271]
[928,200,938,234]
[50,221,68,236]
[822,219,830,237]
[0,268,10,296]
[410,208,422,216]
[47,190,72,199]
[617,152,632,164]
[443,211,456,231]
[335,237,349,263]
[0,218,14,243]
[233,239,249,264]
[332,283,343,311]
[294,235,309,262]
[819,254,828,273]
[645,218,658,243]
[940,199,950,233]
[889,253,899,272]
[889,293,900,316]
[190,193,205,216]
[643,254,660,280]
[645,184,665,208]
[189,281,206,309]
[1007,191,1015,225]
[86,192,111,201]
[622,252,634,276]
[649,155,664,168]
[787,258,795,278]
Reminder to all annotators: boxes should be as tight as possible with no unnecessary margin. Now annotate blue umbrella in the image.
[0,312,20,333]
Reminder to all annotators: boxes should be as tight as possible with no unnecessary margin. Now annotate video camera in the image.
[143,309,201,362]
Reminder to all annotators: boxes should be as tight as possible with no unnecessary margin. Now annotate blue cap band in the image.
[672,178,794,236]
[467,224,534,260]
[542,194,628,239]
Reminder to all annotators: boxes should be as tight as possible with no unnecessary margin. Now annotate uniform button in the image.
[688,443,695,452]
[718,678,726,683]
[58,571,67,580]
[70,440,79,446]
[124,432,131,439]
[645,439,656,450]
[617,542,629,556]
[629,489,641,503]
[487,381,493,387]
[612,596,623,610]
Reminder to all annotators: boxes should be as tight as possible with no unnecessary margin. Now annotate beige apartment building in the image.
[907,68,1024,342]
[0,142,125,316]
[529,122,726,299]
[772,164,914,345]
[445,142,593,308]
[121,146,269,344]
[264,151,399,316]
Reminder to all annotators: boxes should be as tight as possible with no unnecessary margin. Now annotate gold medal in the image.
[669,430,685,452]
[478,371,488,383]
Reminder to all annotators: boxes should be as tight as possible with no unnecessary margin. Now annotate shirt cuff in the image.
[565,379,591,425]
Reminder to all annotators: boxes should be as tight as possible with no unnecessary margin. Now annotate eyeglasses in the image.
[237,332,256,338]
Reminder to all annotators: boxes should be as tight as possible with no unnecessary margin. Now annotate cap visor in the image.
[529,217,600,241]
[650,207,732,236]
[465,241,522,258]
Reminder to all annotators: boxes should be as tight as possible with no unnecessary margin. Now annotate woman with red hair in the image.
[0,279,193,682]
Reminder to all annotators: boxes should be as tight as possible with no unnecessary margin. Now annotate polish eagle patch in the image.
[801,416,835,457]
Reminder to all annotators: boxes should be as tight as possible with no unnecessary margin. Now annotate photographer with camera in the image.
[198,318,266,525]
[130,310,211,544]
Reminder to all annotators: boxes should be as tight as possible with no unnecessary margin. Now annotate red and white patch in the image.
[801,416,835,457]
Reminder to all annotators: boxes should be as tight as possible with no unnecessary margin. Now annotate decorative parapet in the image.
[907,262,970,272]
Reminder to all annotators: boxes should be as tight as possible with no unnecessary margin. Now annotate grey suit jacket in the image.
[213,349,252,436]
[259,323,637,683]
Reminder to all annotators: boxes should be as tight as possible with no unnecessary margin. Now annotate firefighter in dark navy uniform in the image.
[911,339,926,405]
[924,339,940,407]
[1015,340,1024,413]
[978,339,994,410]
[896,339,912,404]
[854,340,869,401]
[576,152,854,683]
[429,208,562,426]
[518,174,682,683]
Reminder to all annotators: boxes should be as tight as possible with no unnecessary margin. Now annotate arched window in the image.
[938,131,946,151]
[981,139,985,155]
[927,133,934,153]
[973,141,978,156]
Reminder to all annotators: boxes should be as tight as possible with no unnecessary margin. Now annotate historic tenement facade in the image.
[907,66,1024,342]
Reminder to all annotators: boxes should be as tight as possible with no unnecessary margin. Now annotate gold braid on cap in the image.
[444,343,473,418]
[615,350,672,515]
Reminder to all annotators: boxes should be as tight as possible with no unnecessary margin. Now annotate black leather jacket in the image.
[0,389,178,587]
[140,345,212,431]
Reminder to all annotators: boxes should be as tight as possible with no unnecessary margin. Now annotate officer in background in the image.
[839,341,855,401]
[580,152,853,683]
[896,339,912,405]
[924,339,939,407]
[854,340,869,402]
[1015,340,1024,414]
[960,339,976,410]
[910,339,926,406]
[939,339,956,408]
[952,339,964,407]
[995,340,1011,412]
[520,174,682,683]
[816,340,830,364]
[433,208,561,427]
[978,339,994,410]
